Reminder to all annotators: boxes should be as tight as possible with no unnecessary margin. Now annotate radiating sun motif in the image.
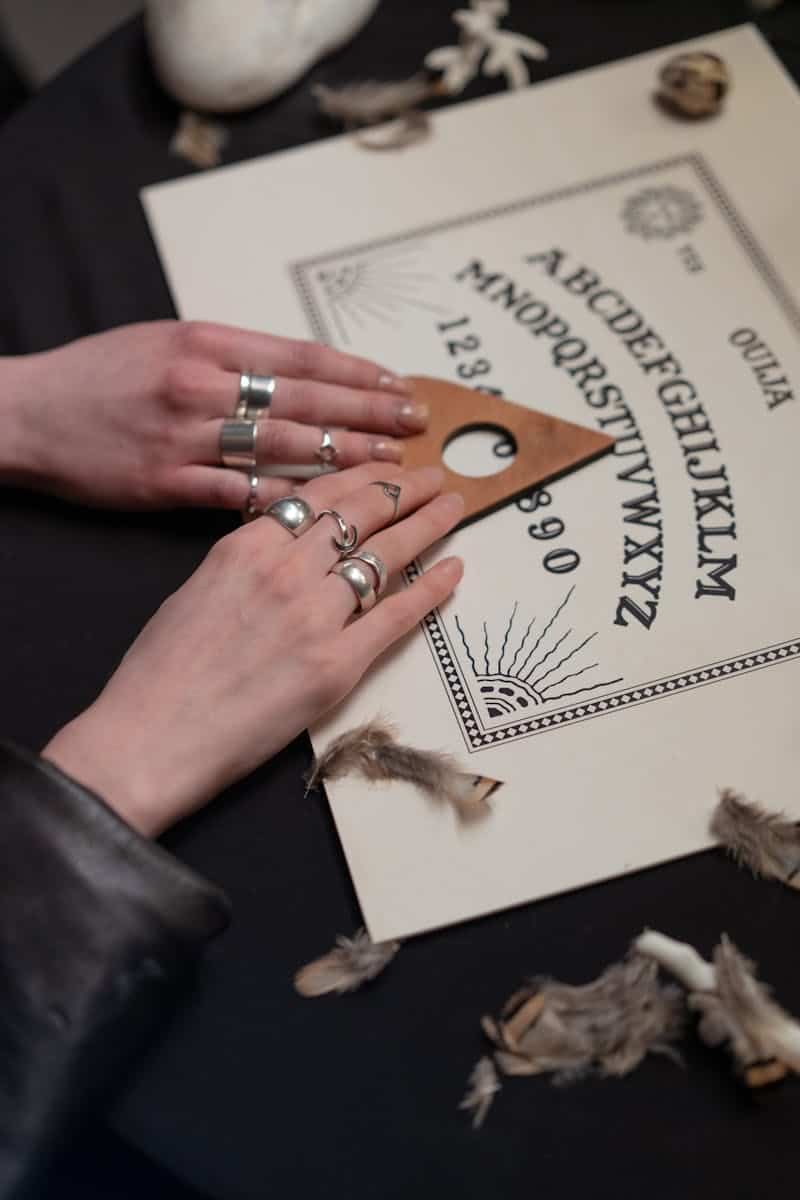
[315,242,446,343]
[454,587,623,722]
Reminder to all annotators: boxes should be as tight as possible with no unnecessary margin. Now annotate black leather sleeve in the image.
[0,741,231,1199]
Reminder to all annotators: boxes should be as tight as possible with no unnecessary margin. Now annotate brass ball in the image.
[657,51,730,119]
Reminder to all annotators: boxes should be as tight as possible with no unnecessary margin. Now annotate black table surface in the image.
[3,3,800,1198]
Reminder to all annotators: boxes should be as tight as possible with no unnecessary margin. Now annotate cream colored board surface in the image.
[144,26,800,940]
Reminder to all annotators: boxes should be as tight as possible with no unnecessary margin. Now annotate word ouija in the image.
[454,252,739,629]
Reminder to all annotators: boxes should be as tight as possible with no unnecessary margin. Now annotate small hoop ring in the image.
[317,508,358,554]
[316,429,339,468]
[370,480,401,522]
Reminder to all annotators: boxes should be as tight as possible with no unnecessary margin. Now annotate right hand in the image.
[43,463,464,836]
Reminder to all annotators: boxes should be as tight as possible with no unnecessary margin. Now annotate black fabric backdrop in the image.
[2,3,800,1198]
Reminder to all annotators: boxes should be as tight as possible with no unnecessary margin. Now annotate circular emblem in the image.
[622,186,702,240]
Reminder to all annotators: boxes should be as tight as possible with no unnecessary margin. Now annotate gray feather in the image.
[459,1057,501,1129]
[710,789,800,889]
[307,720,499,822]
[484,955,684,1085]
[294,928,400,998]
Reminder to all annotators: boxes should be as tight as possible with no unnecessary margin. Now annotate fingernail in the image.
[441,555,465,583]
[378,372,414,396]
[397,400,430,432]
[370,439,404,464]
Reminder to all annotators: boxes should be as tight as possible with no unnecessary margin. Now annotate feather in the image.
[636,928,800,1087]
[356,111,431,151]
[307,720,501,822]
[710,789,800,889]
[483,956,684,1085]
[294,928,400,998]
[313,76,436,126]
[169,111,228,169]
[689,936,800,1084]
[459,1057,501,1129]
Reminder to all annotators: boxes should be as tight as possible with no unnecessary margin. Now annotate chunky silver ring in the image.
[317,508,358,554]
[262,495,316,537]
[237,373,275,421]
[220,419,258,470]
[244,472,260,519]
[347,550,388,596]
[330,560,376,614]
[316,429,339,468]
[370,480,402,522]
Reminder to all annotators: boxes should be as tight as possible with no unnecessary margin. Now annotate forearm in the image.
[0,741,230,1199]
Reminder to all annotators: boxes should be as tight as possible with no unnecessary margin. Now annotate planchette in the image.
[402,376,614,528]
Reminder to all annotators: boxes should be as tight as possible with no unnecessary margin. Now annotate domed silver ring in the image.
[330,560,377,614]
[262,495,316,537]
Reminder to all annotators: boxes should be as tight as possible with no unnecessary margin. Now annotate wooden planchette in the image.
[402,376,614,528]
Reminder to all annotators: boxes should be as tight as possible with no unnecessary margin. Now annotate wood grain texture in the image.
[402,376,614,527]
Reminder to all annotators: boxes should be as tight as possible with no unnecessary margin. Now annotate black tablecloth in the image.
[2,3,800,1198]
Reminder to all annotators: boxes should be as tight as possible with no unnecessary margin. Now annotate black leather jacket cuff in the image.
[0,740,231,1199]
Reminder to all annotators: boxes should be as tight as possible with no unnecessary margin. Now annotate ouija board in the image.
[144,26,800,940]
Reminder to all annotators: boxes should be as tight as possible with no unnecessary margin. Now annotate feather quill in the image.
[636,929,800,1087]
[294,928,400,998]
[482,956,683,1085]
[459,1057,501,1129]
[307,720,500,822]
[710,789,800,889]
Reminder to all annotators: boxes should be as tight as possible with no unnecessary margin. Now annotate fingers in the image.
[268,377,429,438]
[179,321,412,396]
[201,418,405,469]
[343,557,465,669]
[324,491,465,623]
[172,467,296,511]
[299,467,445,575]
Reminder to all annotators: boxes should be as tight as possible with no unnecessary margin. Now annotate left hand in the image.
[1,320,428,511]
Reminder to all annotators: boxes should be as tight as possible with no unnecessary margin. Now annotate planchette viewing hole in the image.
[442,423,517,478]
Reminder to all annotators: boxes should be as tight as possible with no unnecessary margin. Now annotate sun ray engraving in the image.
[454,590,624,722]
[315,242,446,343]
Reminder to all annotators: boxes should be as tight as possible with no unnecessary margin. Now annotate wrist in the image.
[0,354,41,484]
[43,704,167,838]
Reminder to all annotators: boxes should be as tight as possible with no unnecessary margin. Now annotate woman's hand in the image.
[43,463,464,836]
[1,321,428,511]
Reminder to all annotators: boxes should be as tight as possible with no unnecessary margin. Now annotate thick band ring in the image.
[221,419,258,469]
[262,495,316,537]
[347,550,388,596]
[317,508,358,554]
[316,429,339,468]
[236,373,275,420]
[370,480,402,522]
[331,560,377,614]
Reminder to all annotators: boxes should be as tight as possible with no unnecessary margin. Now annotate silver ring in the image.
[317,508,358,554]
[220,419,257,469]
[330,560,376,614]
[347,550,388,596]
[244,472,260,519]
[237,372,275,421]
[316,429,339,468]
[262,495,316,537]
[370,480,401,522]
